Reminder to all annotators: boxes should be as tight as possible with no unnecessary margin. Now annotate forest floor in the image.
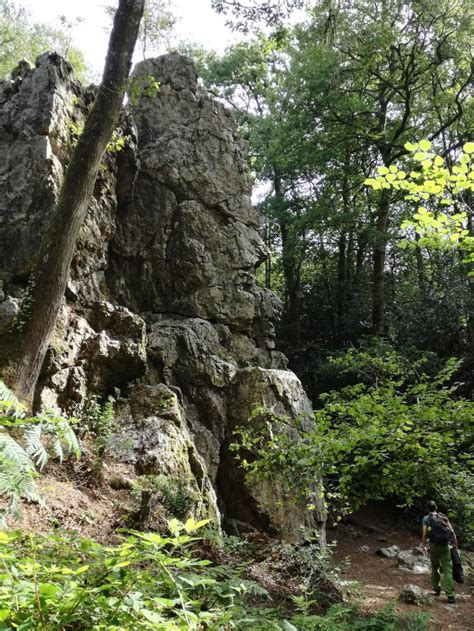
[333,505,473,630]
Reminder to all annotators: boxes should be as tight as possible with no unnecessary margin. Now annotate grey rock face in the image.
[220,367,326,543]
[0,296,19,333]
[0,53,84,280]
[113,384,219,523]
[0,52,117,301]
[107,53,267,331]
[38,301,147,410]
[0,52,324,542]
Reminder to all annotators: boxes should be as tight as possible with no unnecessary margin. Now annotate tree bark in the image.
[280,218,302,351]
[372,188,391,335]
[274,174,303,352]
[10,0,145,404]
[336,229,347,342]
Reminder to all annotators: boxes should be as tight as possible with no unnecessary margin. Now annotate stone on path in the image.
[376,545,400,558]
[397,547,431,574]
[398,584,426,605]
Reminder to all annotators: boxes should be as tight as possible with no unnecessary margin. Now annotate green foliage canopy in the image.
[0,0,87,80]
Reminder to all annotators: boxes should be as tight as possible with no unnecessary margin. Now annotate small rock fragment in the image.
[376,545,400,558]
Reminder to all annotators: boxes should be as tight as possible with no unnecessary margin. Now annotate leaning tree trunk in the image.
[11,0,145,404]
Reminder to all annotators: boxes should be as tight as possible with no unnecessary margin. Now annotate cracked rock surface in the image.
[0,52,325,541]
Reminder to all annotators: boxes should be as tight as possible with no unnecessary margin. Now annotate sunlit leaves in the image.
[365,140,474,271]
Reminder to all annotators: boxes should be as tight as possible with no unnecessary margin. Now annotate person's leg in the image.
[430,544,441,592]
[439,545,455,599]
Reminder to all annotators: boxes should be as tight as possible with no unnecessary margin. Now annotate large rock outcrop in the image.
[0,52,325,541]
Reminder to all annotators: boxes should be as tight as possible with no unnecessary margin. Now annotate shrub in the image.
[232,343,474,541]
[132,474,198,525]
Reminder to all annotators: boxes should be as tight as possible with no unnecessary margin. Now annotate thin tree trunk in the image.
[274,173,302,352]
[414,234,427,296]
[280,219,302,351]
[465,192,474,392]
[346,226,354,282]
[372,188,391,335]
[336,229,347,341]
[10,0,144,404]
[355,230,366,283]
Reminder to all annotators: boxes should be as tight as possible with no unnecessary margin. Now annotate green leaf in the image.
[38,582,62,596]
[0,609,10,622]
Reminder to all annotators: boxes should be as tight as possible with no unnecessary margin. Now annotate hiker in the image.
[420,500,458,604]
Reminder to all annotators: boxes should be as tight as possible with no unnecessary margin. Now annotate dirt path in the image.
[333,508,473,630]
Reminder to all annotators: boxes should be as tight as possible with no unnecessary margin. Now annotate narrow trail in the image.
[333,508,473,630]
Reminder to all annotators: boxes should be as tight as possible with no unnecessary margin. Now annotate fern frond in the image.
[0,433,35,472]
[0,468,43,514]
[51,437,64,463]
[0,435,43,520]
[0,380,26,419]
[24,424,49,471]
[42,415,81,461]
[57,420,81,459]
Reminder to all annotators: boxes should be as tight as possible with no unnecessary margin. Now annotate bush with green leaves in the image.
[132,474,199,525]
[73,394,116,479]
[232,341,474,540]
[0,381,80,525]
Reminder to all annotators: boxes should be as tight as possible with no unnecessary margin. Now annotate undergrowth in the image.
[0,520,430,630]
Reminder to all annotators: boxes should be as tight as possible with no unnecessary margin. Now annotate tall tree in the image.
[289,0,472,334]
[0,0,87,80]
[104,0,177,60]
[203,0,472,391]
[4,0,145,404]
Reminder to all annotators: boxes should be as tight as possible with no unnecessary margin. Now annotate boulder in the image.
[397,547,431,574]
[113,384,219,523]
[220,367,326,543]
[398,584,426,605]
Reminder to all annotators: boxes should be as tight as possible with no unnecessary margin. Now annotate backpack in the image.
[426,513,451,545]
